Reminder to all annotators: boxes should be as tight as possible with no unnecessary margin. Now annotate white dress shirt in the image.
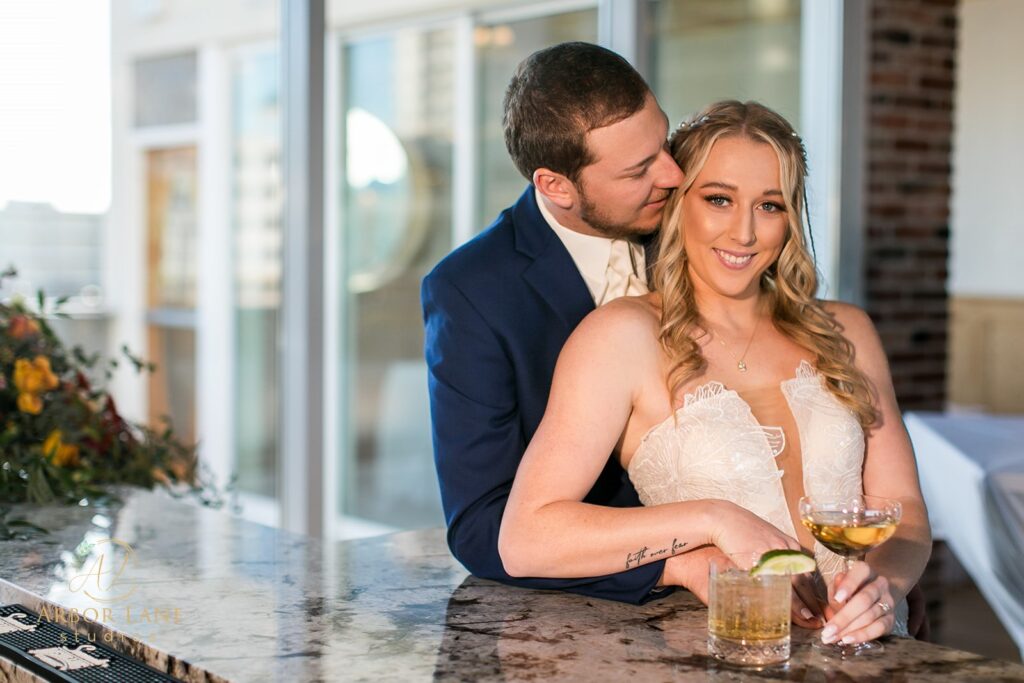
[535,188,647,304]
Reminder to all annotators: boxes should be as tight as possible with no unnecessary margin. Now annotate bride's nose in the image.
[729,208,757,246]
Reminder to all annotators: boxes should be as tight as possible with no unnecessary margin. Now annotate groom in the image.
[422,42,685,603]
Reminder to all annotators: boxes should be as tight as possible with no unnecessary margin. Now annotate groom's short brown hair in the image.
[503,41,651,184]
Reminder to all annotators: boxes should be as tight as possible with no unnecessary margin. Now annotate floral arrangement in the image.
[0,268,216,517]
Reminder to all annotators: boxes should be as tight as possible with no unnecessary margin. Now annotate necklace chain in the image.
[713,316,761,373]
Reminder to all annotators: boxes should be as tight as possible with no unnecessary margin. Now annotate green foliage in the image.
[0,268,219,508]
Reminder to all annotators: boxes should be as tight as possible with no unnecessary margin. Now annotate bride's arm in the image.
[820,302,933,642]
[498,301,800,579]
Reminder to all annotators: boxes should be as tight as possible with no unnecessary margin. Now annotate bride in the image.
[498,100,931,645]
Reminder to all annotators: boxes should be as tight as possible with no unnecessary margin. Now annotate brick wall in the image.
[863,0,958,410]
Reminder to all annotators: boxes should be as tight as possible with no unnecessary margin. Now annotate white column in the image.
[323,29,341,540]
[196,45,235,489]
[838,0,869,306]
[800,0,844,299]
[451,15,477,248]
[599,0,640,66]
[279,0,326,537]
[106,53,147,424]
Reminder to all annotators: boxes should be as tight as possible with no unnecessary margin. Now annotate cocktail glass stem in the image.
[813,554,885,658]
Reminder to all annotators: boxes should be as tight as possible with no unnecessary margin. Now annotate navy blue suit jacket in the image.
[421,187,666,604]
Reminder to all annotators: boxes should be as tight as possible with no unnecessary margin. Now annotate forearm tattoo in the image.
[625,538,688,569]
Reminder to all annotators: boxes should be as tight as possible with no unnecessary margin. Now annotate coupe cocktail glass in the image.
[799,494,902,657]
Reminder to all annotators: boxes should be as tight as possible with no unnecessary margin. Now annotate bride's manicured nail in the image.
[834,589,848,603]
[800,608,814,620]
[821,625,838,643]
[841,636,855,645]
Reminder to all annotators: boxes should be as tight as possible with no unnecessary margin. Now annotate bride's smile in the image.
[680,136,789,300]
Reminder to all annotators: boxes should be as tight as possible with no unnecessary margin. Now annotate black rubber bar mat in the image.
[0,604,184,682]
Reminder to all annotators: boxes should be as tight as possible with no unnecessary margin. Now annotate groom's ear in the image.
[533,168,577,210]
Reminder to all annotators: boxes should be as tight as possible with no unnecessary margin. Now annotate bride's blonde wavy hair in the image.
[654,100,879,429]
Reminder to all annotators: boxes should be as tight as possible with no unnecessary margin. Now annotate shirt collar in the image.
[534,188,647,294]
[535,188,616,288]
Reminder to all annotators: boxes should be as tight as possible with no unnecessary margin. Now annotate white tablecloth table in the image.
[906,411,1024,658]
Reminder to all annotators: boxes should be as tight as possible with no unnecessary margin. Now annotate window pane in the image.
[146,147,198,310]
[134,52,198,127]
[338,28,454,529]
[476,10,598,229]
[232,46,281,498]
[147,326,196,444]
[646,0,801,129]
[0,1,110,364]
[0,203,103,299]
[145,146,197,442]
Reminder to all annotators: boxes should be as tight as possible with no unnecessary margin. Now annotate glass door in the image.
[336,27,455,531]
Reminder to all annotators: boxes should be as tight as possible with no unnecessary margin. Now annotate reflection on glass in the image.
[476,10,598,230]
[473,10,598,231]
[345,107,426,293]
[146,148,197,309]
[145,147,197,443]
[232,47,282,498]
[0,203,104,299]
[339,29,454,529]
[147,326,196,445]
[646,0,801,129]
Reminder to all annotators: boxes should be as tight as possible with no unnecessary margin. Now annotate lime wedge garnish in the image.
[749,549,817,576]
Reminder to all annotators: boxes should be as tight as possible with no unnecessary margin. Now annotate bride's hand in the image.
[709,500,804,558]
[708,501,822,625]
[819,561,897,645]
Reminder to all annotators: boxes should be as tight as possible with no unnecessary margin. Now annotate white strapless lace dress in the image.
[627,360,908,635]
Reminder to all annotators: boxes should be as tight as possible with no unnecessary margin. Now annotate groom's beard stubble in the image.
[578,186,669,242]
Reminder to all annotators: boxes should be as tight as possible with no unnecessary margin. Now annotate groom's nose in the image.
[653,149,684,189]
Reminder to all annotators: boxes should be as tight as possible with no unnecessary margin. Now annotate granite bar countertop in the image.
[1,488,1023,682]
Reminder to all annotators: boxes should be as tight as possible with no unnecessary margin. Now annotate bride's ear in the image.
[533,168,576,210]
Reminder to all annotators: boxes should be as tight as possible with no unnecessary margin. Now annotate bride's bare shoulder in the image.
[583,293,661,334]
[562,294,663,356]
[820,300,878,344]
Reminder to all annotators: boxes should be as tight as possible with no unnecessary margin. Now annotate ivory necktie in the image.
[599,239,648,305]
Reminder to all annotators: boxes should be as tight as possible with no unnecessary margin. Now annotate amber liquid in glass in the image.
[708,562,791,667]
[802,510,898,557]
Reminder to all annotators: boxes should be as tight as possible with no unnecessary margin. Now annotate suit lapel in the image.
[512,188,595,331]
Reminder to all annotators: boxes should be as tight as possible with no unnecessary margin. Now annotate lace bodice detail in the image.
[628,361,908,633]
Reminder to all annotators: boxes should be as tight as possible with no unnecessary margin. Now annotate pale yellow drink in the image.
[798,495,902,656]
[802,509,898,557]
[707,554,791,667]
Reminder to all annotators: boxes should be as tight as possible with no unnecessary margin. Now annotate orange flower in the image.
[17,392,43,415]
[13,356,60,413]
[43,430,80,468]
[14,356,59,395]
[8,315,40,339]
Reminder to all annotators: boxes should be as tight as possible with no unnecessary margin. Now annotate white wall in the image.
[950,0,1024,297]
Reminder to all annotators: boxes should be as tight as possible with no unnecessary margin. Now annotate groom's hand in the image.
[658,545,727,604]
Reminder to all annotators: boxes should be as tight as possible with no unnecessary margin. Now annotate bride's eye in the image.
[704,194,729,207]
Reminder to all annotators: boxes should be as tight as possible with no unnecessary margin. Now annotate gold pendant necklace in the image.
[714,316,761,373]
